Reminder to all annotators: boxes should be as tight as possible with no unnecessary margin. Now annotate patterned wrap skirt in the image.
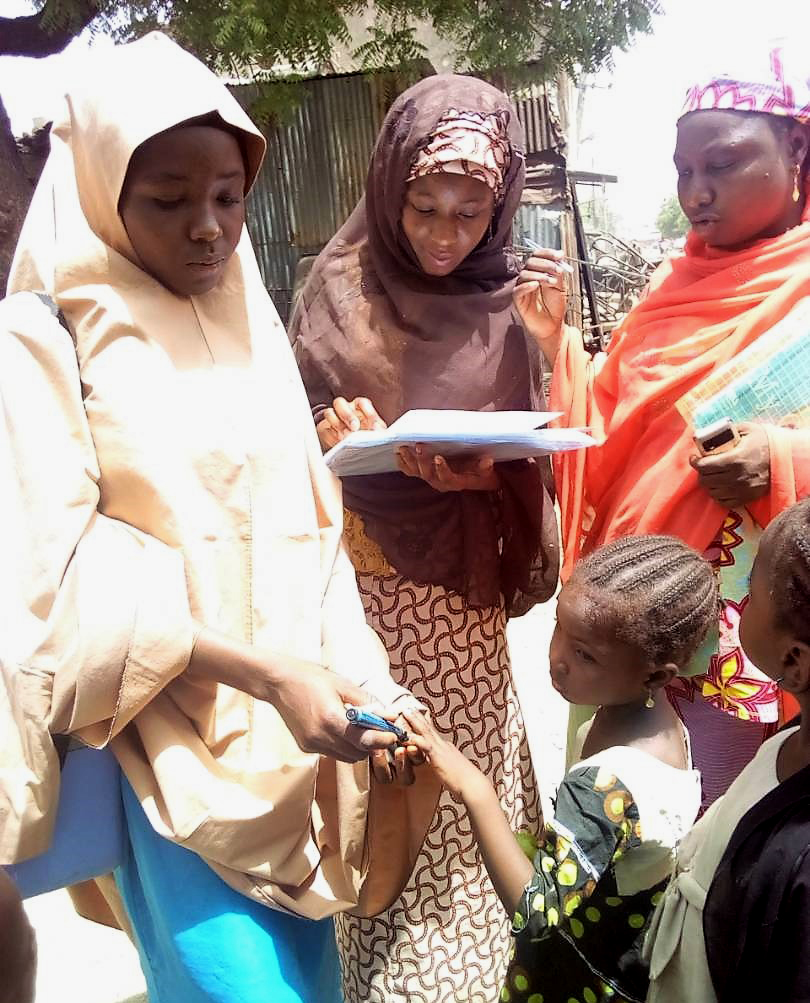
[336,571,541,1003]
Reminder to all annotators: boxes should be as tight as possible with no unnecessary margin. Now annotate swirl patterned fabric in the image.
[336,572,540,1003]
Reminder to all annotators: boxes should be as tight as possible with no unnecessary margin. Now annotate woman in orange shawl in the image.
[516,47,810,809]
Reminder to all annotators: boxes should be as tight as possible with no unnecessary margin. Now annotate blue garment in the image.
[115,779,343,1003]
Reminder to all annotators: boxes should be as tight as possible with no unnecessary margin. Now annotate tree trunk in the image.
[0,94,33,297]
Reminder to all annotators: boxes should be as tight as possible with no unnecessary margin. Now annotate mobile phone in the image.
[693,418,741,456]
[345,706,409,744]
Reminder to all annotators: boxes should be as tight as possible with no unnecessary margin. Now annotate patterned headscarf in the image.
[406,107,512,201]
[680,45,810,123]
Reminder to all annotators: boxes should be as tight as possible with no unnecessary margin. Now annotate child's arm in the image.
[406,711,643,942]
[403,710,533,914]
[457,767,534,915]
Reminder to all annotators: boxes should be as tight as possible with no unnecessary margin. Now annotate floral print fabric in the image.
[670,509,780,725]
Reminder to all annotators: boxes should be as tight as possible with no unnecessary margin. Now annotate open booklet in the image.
[324,409,594,477]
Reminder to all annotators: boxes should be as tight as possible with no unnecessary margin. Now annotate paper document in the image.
[324,409,594,477]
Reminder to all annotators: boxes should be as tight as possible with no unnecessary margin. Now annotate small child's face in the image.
[119,124,246,297]
[549,583,652,706]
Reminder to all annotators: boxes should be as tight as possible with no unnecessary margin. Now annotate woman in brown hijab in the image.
[291,74,559,1003]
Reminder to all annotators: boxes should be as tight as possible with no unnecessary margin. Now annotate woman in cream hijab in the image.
[0,32,436,1003]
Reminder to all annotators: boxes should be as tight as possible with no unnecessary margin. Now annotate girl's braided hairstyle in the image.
[569,534,719,667]
[763,498,810,644]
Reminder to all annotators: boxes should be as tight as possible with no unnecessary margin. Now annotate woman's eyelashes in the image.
[675,161,736,179]
[408,203,484,220]
[153,197,183,210]
[151,192,244,211]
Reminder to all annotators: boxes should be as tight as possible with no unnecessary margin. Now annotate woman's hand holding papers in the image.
[317,396,387,450]
[396,445,499,492]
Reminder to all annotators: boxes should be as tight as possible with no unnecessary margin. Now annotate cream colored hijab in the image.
[3,33,436,919]
[9,31,266,298]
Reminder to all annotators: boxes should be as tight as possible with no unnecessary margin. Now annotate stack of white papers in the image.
[324,409,594,477]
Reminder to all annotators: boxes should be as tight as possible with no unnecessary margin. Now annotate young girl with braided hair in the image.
[405,534,718,1003]
[646,497,810,1003]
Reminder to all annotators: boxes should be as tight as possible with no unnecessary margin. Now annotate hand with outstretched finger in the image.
[361,707,426,787]
[401,709,486,799]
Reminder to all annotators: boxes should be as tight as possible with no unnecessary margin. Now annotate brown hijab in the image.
[291,74,558,613]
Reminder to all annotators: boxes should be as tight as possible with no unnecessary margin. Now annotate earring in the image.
[793,165,801,203]
[645,688,655,709]
[774,675,785,686]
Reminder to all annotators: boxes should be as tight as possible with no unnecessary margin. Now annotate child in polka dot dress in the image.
[404,535,715,1003]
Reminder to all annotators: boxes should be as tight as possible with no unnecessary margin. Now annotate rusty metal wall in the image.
[514,205,562,251]
[234,74,562,322]
[235,74,388,319]
[514,85,562,154]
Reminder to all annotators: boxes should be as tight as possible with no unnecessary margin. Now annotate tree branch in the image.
[0,1,102,59]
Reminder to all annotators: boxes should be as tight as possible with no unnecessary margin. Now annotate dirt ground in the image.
[25,599,567,1002]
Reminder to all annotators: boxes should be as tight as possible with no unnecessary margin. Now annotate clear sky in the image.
[2,0,809,236]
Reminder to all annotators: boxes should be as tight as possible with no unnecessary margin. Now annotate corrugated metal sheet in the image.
[513,85,562,155]
[235,74,389,319]
[513,205,562,251]
[233,73,563,322]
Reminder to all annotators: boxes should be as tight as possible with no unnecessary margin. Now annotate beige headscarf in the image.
[2,32,437,918]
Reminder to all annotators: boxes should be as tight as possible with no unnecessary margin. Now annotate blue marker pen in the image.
[346,706,409,744]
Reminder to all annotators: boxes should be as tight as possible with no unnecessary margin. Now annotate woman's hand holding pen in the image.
[344,704,426,787]
[317,396,387,450]
[513,248,571,365]
[187,628,403,763]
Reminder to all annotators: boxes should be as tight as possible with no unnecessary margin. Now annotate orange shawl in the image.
[552,214,810,580]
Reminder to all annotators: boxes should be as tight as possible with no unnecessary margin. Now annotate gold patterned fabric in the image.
[336,571,540,1003]
[342,509,395,576]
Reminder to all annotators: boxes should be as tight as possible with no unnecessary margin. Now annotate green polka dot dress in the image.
[501,751,700,1003]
